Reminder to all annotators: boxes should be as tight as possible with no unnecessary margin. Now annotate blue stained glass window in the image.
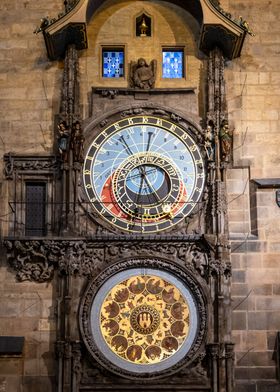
[162,49,184,78]
[103,49,124,78]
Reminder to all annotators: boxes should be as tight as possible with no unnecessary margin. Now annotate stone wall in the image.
[0,0,63,157]
[225,0,280,390]
[0,264,56,392]
[0,1,61,391]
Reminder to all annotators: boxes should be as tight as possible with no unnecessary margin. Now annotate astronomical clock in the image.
[3,0,246,390]
[82,115,205,233]
[78,107,211,387]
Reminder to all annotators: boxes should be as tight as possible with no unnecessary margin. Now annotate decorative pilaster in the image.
[206,47,230,236]
[72,341,82,392]
[225,343,235,392]
[205,47,234,392]
[205,47,231,273]
[57,44,84,234]
[60,44,80,128]
[208,343,219,392]
[56,341,65,392]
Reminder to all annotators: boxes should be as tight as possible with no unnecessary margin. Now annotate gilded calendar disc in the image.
[100,275,190,364]
[88,268,200,376]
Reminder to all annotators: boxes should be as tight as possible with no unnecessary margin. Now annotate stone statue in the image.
[57,121,70,162]
[71,121,85,163]
[238,16,255,36]
[219,120,232,161]
[33,16,57,34]
[130,58,156,89]
[205,124,215,161]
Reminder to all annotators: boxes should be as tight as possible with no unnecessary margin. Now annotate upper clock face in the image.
[83,115,205,233]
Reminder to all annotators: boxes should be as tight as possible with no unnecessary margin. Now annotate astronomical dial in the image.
[83,115,205,233]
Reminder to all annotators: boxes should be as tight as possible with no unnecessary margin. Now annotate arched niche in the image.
[86,0,203,25]
[84,0,200,89]
[135,11,152,37]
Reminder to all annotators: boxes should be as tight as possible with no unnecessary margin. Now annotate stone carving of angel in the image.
[130,58,156,89]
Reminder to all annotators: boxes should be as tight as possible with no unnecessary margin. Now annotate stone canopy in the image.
[41,0,248,60]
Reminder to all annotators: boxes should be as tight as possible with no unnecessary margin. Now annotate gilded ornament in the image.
[100,275,190,365]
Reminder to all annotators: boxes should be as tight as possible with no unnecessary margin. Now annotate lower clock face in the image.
[83,115,205,233]
[90,268,199,375]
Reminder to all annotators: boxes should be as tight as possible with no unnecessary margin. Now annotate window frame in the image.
[101,46,125,79]
[161,47,185,79]
[25,181,47,237]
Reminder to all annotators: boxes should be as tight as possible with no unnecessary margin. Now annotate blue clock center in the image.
[126,165,165,195]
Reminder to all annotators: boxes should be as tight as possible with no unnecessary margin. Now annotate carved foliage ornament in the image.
[4,238,230,283]
[4,154,59,179]
[79,257,208,380]
[4,240,104,282]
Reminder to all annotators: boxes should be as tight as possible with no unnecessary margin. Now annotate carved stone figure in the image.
[101,89,118,99]
[33,17,53,34]
[57,121,70,162]
[130,58,156,89]
[71,121,85,162]
[204,124,215,161]
[4,152,14,179]
[219,120,231,161]
[238,16,255,36]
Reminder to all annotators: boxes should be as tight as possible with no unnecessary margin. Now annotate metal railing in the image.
[6,199,203,238]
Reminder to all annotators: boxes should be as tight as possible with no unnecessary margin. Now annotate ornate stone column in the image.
[58,44,82,234]
[205,47,233,392]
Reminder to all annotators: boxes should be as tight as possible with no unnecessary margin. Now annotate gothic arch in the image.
[85,0,203,25]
